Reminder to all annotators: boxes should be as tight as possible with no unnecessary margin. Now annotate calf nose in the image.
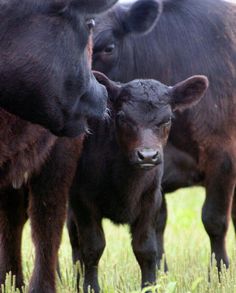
[137,149,161,164]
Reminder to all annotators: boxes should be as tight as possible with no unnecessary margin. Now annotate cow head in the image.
[0,0,118,137]
[94,72,208,169]
[93,0,162,81]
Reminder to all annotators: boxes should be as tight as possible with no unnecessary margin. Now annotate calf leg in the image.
[201,151,236,270]
[68,201,105,293]
[67,209,82,266]
[155,195,168,272]
[131,191,159,289]
[81,221,105,293]
[131,223,157,289]
[0,186,28,290]
[67,209,82,291]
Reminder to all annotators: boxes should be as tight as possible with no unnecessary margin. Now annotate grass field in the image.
[2,187,236,293]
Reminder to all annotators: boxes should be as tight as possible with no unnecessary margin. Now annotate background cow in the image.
[92,0,236,271]
[0,0,118,137]
[67,72,208,292]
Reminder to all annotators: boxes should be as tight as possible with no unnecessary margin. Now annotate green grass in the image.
[3,187,236,292]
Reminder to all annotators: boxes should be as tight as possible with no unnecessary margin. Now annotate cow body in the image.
[93,0,236,270]
[68,73,208,292]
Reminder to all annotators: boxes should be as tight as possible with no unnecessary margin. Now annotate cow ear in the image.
[71,0,118,14]
[170,75,209,111]
[123,0,162,35]
[93,71,121,101]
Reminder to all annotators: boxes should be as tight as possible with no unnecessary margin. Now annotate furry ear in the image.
[71,0,118,14]
[93,71,121,101]
[122,0,162,35]
[170,75,209,111]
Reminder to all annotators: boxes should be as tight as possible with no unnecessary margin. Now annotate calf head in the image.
[93,0,162,81]
[94,72,208,169]
[0,0,117,136]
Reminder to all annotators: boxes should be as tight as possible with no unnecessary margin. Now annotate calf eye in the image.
[86,19,95,30]
[104,44,115,54]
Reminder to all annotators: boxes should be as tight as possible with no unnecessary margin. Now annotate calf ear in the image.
[123,0,162,35]
[72,0,118,14]
[170,75,209,111]
[93,71,121,101]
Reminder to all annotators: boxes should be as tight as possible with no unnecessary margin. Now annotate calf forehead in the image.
[120,79,171,124]
[122,101,171,125]
[125,79,169,102]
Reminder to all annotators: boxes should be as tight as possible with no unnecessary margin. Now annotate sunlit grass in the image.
[3,187,236,292]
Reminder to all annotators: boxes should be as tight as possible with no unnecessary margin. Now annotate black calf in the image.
[68,73,208,292]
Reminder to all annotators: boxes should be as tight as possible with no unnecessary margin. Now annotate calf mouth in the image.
[140,163,157,168]
[135,162,159,170]
[130,153,162,170]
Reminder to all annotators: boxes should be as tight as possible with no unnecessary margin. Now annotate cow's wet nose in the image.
[137,149,161,164]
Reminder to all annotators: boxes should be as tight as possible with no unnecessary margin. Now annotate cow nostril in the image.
[152,152,159,161]
[137,151,144,161]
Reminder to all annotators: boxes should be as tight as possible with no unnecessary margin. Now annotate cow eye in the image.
[163,119,171,127]
[104,44,115,54]
[155,118,171,129]
[86,19,95,30]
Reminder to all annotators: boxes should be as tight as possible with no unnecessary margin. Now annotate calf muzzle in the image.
[135,148,162,169]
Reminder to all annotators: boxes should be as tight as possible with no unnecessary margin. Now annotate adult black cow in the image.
[92,0,236,271]
[0,0,118,137]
